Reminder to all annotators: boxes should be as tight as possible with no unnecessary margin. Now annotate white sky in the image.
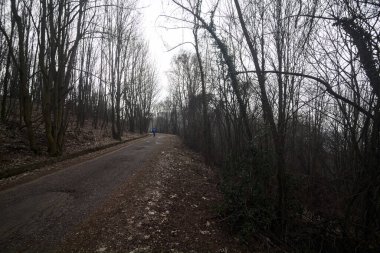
[138,0,193,101]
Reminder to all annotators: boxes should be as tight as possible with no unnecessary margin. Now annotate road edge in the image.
[0,134,150,191]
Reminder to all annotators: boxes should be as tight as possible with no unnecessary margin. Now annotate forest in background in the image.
[0,0,157,156]
[155,0,380,252]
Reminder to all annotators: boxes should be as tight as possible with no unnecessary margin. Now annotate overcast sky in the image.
[139,0,193,101]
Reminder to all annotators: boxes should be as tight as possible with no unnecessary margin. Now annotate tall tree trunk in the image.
[11,0,37,153]
[40,0,57,155]
[172,0,252,142]
[193,15,212,162]
[1,49,12,122]
[233,0,287,232]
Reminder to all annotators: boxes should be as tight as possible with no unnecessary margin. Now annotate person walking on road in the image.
[152,127,157,137]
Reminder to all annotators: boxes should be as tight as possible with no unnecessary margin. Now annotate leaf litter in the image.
[58,136,247,252]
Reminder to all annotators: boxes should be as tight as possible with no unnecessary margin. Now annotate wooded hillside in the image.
[155,0,380,251]
[0,0,157,156]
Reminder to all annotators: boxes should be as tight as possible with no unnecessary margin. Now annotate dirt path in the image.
[0,135,247,252]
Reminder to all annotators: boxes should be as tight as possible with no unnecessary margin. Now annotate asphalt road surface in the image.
[0,134,168,252]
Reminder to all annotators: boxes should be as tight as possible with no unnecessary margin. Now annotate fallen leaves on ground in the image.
[58,136,247,253]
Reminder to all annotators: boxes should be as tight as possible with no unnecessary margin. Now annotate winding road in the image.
[0,134,168,252]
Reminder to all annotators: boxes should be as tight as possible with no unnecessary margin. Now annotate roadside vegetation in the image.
[155,0,380,252]
[0,0,157,176]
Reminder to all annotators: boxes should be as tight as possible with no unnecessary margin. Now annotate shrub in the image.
[219,144,276,238]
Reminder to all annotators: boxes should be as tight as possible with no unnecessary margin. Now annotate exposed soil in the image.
[58,136,248,252]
